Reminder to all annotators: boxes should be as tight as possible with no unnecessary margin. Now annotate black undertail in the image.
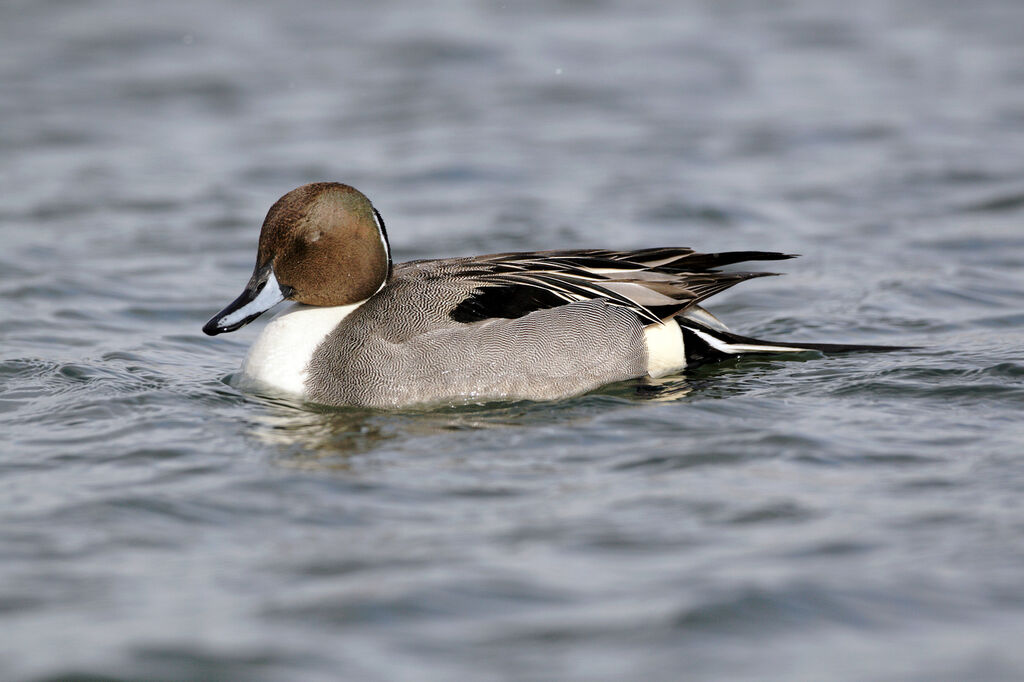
[677,317,916,367]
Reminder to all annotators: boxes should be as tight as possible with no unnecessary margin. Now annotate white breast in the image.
[239,301,364,397]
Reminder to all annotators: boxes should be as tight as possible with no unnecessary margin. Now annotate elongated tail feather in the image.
[676,317,914,366]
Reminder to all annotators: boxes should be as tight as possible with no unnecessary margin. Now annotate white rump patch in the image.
[644,321,686,378]
[239,300,366,397]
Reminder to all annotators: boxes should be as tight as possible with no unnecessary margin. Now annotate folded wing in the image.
[447,248,796,324]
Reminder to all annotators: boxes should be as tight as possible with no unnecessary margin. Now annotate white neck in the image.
[238,301,364,398]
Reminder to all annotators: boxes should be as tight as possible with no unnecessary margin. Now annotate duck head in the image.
[203,182,391,336]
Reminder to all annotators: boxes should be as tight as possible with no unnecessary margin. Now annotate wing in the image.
[442,248,795,325]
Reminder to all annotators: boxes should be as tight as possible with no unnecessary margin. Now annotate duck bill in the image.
[203,264,288,336]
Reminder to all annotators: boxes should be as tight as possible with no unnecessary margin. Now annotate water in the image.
[3,0,1024,679]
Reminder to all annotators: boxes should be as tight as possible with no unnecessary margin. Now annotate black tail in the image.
[676,317,915,366]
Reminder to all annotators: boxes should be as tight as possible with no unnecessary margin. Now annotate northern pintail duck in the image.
[204,182,899,408]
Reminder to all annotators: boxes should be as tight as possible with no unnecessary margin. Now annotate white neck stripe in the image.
[372,209,391,264]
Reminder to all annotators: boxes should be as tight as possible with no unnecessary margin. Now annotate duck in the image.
[203,182,901,408]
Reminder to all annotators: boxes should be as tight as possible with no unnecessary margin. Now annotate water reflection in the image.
[241,375,696,468]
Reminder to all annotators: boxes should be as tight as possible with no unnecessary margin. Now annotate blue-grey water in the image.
[3,1,1024,680]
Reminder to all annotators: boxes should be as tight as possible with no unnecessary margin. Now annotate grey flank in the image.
[307,259,647,407]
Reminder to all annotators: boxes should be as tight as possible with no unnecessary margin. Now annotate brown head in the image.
[203,182,391,335]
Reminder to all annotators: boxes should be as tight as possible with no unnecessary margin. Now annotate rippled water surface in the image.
[4,1,1024,680]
